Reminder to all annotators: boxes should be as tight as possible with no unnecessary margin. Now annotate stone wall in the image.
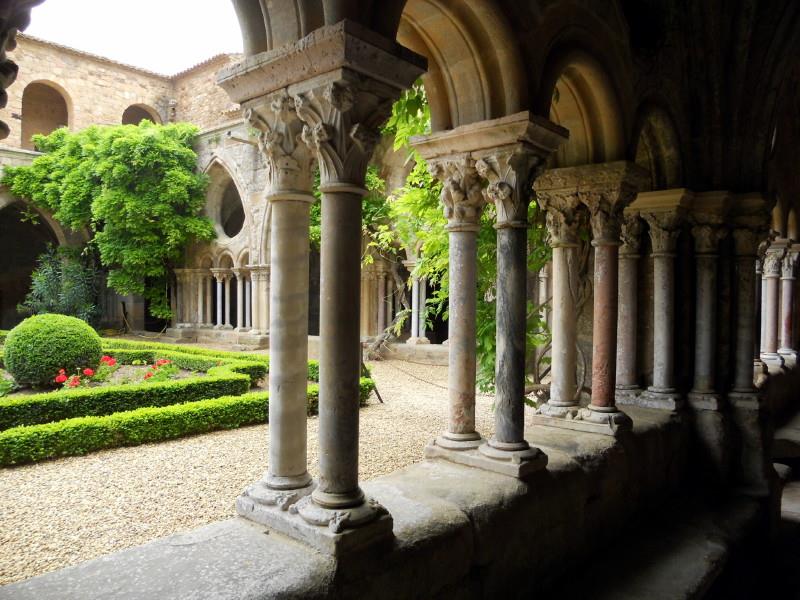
[172,57,241,131]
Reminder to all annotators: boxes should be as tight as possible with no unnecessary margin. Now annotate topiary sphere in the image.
[4,314,103,387]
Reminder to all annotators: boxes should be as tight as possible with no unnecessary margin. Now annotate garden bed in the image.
[0,335,374,466]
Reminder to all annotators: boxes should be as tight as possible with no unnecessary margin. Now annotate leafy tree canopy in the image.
[2,122,214,318]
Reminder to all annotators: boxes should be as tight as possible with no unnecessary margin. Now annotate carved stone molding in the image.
[620,213,644,255]
[691,224,728,255]
[245,91,315,198]
[538,192,584,247]
[475,149,544,229]
[428,156,486,232]
[642,212,683,255]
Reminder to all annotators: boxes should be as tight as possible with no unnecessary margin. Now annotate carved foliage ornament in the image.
[763,249,785,277]
[620,214,644,255]
[474,149,544,229]
[691,224,728,255]
[429,157,486,231]
[781,251,799,279]
[293,79,394,187]
[642,212,682,255]
[538,192,583,247]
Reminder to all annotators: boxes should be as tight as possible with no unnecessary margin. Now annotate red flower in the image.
[83,368,95,376]
[58,369,66,375]
[151,365,158,370]
[67,376,81,388]
[144,371,153,379]
[101,355,111,363]
[54,374,68,384]
[155,359,171,366]
[100,356,117,367]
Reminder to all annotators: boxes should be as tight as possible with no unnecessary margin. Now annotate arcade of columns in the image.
[171,266,270,333]
[200,22,776,555]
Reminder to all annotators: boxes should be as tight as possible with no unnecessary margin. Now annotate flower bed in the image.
[0,337,375,465]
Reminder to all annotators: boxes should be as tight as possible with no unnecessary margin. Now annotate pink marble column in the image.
[779,251,798,356]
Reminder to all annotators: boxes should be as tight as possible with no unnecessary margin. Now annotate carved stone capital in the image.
[642,212,683,255]
[475,149,544,229]
[732,227,761,257]
[620,213,644,255]
[293,76,395,189]
[428,156,486,232]
[763,249,785,278]
[782,251,799,280]
[245,91,315,198]
[691,224,728,255]
[538,192,584,247]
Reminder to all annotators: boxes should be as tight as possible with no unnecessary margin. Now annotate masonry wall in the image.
[172,58,241,130]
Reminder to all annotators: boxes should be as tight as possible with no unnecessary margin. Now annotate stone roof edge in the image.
[17,32,239,81]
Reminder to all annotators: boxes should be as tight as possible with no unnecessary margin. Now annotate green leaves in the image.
[2,122,214,319]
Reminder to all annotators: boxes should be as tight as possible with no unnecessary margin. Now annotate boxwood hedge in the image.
[0,378,376,465]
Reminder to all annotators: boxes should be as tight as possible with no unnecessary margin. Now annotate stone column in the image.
[223,272,232,329]
[616,214,643,400]
[688,223,728,409]
[754,252,768,380]
[212,270,224,328]
[195,270,204,326]
[234,268,245,331]
[173,269,186,326]
[245,277,252,329]
[636,189,692,410]
[377,272,387,333]
[419,279,428,339]
[778,250,798,358]
[249,265,269,335]
[411,276,420,337]
[205,275,213,326]
[762,247,784,362]
[732,228,761,394]
[237,92,317,514]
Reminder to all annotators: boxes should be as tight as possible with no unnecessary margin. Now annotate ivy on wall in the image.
[2,121,215,319]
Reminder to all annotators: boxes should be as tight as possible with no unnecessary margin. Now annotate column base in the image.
[687,391,723,411]
[433,431,483,451]
[424,437,547,478]
[615,386,642,405]
[237,482,392,555]
[405,336,430,345]
[533,401,580,419]
[616,387,683,411]
[532,404,632,437]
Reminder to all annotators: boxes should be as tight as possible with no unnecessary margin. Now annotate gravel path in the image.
[0,358,494,585]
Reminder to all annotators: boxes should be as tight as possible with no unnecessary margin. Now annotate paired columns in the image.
[405,267,429,344]
[416,111,566,474]
[219,20,425,552]
[779,249,799,358]
[534,162,648,435]
[615,214,643,399]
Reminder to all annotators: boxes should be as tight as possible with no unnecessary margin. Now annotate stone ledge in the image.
[1,406,770,599]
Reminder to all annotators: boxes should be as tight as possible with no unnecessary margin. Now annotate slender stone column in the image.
[688,223,728,409]
[410,276,420,337]
[195,271,204,326]
[732,228,761,393]
[223,273,232,328]
[205,276,213,326]
[212,271,224,328]
[234,268,245,331]
[245,277,252,329]
[377,272,387,333]
[234,94,317,516]
[760,259,768,353]
[248,265,269,335]
[635,189,692,410]
[419,279,427,339]
[616,214,643,399]
[173,269,186,326]
[779,250,798,357]
[762,247,784,360]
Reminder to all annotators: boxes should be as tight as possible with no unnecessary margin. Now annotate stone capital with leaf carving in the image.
[620,213,644,255]
[691,224,728,255]
[245,91,315,200]
[781,251,799,280]
[732,227,761,258]
[537,191,584,247]
[642,212,683,255]
[763,248,786,278]
[428,156,486,232]
[475,148,545,229]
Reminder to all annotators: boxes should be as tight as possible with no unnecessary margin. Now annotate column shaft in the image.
[693,254,718,392]
[316,191,363,505]
[780,273,795,353]
[245,279,252,329]
[494,225,527,444]
[652,252,676,390]
[410,277,420,338]
[196,273,204,325]
[377,273,386,332]
[236,274,244,330]
[419,279,427,338]
[205,276,213,325]
[616,253,639,388]
[215,278,223,326]
[224,276,232,327]
[267,200,312,488]
[550,244,578,406]
[764,276,780,354]
[734,254,757,391]
[590,243,619,407]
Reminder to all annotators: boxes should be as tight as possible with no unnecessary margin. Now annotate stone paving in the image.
[0,358,495,585]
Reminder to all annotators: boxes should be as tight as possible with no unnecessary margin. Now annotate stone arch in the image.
[236,249,251,268]
[216,252,235,269]
[537,49,626,167]
[787,207,798,241]
[20,80,71,150]
[632,103,684,191]
[197,254,214,269]
[204,158,248,242]
[397,0,526,130]
[122,103,162,125]
[772,201,787,238]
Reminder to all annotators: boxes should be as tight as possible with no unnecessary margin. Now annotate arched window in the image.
[121,104,161,125]
[20,81,69,150]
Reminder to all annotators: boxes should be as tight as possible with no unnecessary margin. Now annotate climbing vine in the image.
[2,122,214,319]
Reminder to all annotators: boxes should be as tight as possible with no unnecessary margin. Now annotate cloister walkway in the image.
[0,351,494,585]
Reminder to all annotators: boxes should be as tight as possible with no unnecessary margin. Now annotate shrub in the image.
[4,314,103,387]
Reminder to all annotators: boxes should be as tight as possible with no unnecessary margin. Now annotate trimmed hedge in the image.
[0,347,266,430]
[4,315,103,387]
[0,377,377,465]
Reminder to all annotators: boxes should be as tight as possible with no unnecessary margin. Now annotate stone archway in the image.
[121,103,161,125]
[0,202,58,328]
[633,103,683,191]
[20,80,70,150]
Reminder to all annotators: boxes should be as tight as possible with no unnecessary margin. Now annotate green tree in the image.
[18,245,100,325]
[2,122,214,318]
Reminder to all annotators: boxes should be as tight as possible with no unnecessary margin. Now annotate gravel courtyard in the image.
[0,358,495,585]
